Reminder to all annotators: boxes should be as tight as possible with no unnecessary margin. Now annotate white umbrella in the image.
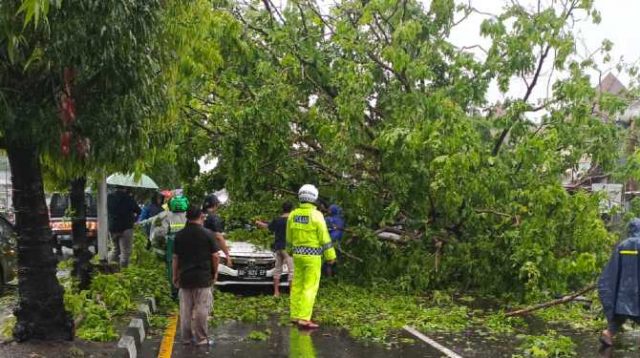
[106,173,159,189]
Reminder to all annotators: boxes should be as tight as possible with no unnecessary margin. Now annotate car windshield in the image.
[49,193,98,218]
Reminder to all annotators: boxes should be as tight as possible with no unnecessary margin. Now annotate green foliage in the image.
[476,311,526,335]
[515,331,576,358]
[213,291,286,324]
[534,302,604,331]
[247,329,271,341]
[172,0,632,300]
[0,315,16,341]
[63,231,174,341]
[213,282,473,344]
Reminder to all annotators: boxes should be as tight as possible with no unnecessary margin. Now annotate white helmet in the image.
[298,184,319,203]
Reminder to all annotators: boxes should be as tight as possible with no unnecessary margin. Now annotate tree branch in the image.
[505,284,595,317]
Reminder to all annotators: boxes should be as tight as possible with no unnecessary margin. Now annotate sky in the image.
[447,0,640,103]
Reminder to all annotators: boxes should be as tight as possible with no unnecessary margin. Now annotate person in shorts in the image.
[256,202,294,296]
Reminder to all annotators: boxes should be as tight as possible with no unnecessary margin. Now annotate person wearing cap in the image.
[598,218,640,347]
[108,186,141,268]
[202,195,232,268]
[151,195,189,250]
[287,184,336,329]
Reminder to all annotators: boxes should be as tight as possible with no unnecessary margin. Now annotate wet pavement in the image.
[169,317,442,357]
[157,318,640,358]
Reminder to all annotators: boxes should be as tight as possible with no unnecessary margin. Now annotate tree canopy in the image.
[184,0,639,299]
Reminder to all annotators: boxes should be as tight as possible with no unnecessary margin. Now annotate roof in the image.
[598,73,626,95]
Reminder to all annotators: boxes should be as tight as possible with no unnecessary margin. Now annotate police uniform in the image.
[287,202,336,322]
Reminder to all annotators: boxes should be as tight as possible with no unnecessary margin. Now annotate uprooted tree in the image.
[185,0,639,299]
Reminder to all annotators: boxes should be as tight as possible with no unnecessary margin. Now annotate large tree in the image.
[0,0,176,340]
[188,0,636,299]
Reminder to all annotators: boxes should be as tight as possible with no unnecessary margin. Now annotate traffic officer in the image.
[287,184,336,329]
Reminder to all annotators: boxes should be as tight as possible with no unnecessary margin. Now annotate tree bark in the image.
[70,176,92,290]
[7,143,73,342]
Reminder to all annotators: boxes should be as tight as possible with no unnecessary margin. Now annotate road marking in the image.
[403,325,463,358]
[158,314,178,358]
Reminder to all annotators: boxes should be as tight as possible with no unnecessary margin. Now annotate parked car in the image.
[48,192,98,254]
[216,241,290,286]
[0,215,17,293]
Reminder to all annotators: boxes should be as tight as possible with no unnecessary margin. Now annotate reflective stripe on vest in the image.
[292,246,323,256]
[620,250,638,255]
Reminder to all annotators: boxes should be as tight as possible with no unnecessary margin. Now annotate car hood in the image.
[225,241,273,258]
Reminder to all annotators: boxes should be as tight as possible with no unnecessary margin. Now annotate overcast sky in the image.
[447,0,640,103]
[305,0,640,103]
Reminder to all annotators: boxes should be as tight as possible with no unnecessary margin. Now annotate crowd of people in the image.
[106,184,345,345]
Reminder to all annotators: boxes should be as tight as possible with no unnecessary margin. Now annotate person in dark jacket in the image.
[598,218,640,346]
[323,204,345,277]
[108,186,141,268]
[138,192,165,243]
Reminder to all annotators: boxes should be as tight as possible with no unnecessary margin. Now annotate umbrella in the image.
[107,173,159,189]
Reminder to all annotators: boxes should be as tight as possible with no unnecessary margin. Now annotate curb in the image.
[115,296,157,358]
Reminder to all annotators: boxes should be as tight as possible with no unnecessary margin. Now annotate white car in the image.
[216,241,290,286]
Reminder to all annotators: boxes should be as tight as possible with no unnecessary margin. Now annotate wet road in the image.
[168,318,441,358]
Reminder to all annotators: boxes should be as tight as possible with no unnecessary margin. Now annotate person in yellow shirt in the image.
[287,184,336,329]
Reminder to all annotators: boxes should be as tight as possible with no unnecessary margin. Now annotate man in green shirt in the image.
[287,184,336,329]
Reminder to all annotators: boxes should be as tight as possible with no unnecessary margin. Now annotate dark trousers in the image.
[608,314,640,334]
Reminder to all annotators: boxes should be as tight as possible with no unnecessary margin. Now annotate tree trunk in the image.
[70,176,92,290]
[7,143,73,342]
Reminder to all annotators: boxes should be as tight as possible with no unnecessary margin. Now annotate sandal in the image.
[599,330,613,347]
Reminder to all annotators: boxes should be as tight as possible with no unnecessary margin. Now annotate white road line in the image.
[403,325,463,358]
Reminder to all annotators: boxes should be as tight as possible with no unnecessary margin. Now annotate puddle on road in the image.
[173,317,442,358]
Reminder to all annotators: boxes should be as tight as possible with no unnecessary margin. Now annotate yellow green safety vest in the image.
[286,203,337,261]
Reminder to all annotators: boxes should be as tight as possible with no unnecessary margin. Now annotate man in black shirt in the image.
[256,202,294,297]
[172,205,220,346]
[107,186,141,268]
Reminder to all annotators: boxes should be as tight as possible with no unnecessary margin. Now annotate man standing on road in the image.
[172,205,220,346]
[287,184,336,329]
[256,201,294,297]
[598,218,640,347]
[108,186,141,268]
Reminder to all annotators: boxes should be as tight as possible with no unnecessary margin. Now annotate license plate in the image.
[238,269,266,278]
